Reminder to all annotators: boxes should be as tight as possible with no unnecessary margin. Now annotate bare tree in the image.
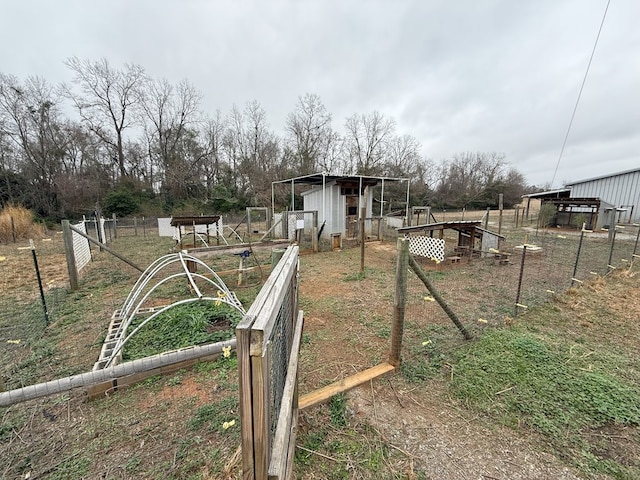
[137,76,202,199]
[285,93,339,175]
[343,111,395,175]
[434,152,525,208]
[201,110,227,193]
[63,57,146,178]
[385,134,422,177]
[0,74,71,215]
[224,101,283,204]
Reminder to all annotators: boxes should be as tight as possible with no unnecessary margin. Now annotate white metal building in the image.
[567,168,640,224]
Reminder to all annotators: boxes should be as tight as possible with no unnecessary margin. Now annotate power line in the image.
[550,0,611,187]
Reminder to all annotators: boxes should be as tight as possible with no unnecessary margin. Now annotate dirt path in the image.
[350,382,589,480]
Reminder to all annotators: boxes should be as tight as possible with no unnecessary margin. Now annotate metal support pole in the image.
[515,245,527,316]
[633,224,640,258]
[30,240,49,325]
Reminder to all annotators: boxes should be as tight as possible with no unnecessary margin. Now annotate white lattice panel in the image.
[408,235,445,261]
[72,221,91,273]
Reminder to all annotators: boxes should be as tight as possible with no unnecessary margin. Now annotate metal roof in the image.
[566,167,640,186]
[272,172,408,186]
[521,188,571,199]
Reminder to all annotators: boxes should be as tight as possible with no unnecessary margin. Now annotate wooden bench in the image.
[446,256,462,264]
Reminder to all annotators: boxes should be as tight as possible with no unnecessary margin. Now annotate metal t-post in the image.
[572,229,585,286]
[607,228,617,273]
[515,245,527,316]
[30,240,49,325]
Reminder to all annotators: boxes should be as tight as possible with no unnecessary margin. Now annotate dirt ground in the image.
[0,234,69,301]
[297,242,599,480]
[2,228,638,479]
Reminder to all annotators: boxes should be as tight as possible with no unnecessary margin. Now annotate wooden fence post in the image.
[389,237,409,367]
[360,207,366,273]
[61,220,79,291]
[498,193,504,235]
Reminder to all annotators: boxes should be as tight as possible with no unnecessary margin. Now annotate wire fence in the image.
[403,223,640,336]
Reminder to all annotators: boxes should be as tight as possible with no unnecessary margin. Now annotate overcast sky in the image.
[1,0,638,188]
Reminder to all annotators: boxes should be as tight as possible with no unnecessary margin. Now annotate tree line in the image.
[0,58,530,220]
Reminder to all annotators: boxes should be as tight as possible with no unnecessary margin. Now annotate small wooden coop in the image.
[170,215,221,249]
[398,221,505,263]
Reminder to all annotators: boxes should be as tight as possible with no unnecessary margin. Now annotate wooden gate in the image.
[237,245,303,479]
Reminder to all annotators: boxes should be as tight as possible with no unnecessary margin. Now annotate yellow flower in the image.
[421,340,432,346]
[222,419,236,430]
[222,346,232,358]
[424,296,435,302]
[215,291,227,306]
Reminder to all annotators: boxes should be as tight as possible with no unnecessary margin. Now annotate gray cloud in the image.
[1,0,637,187]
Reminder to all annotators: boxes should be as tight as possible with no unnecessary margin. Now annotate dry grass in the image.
[0,205,45,243]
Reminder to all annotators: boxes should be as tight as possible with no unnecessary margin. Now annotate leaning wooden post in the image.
[389,237,409,368]
[408,255,473,340]
[61,220,79,291]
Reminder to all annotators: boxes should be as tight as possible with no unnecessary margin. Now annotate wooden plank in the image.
[251,343,271,479]
[186,240,291,257]
[268,311,304,478]
[237,316,257,479]
[236,249,288,333]
[250,247,298,356]
[298,363,395,410]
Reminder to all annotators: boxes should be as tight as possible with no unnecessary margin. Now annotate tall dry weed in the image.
[0,205,45,243]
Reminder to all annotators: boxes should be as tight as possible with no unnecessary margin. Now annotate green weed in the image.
[451,327,640,447]
[122,301,242,361]
[188,395,239,434]
[328,393,348,427]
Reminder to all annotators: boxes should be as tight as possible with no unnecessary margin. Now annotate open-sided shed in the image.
[272,173,409,240]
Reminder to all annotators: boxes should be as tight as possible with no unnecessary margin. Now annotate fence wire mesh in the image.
[404,223,640,335]
[267,270,296,442]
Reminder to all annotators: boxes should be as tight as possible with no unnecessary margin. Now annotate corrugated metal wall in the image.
[569,169,640,223]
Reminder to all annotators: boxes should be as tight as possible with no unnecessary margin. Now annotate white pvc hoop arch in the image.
[103,252,245,368]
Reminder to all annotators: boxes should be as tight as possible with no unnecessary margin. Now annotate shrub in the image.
[0,205,45,242]
[103,189,140,217]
